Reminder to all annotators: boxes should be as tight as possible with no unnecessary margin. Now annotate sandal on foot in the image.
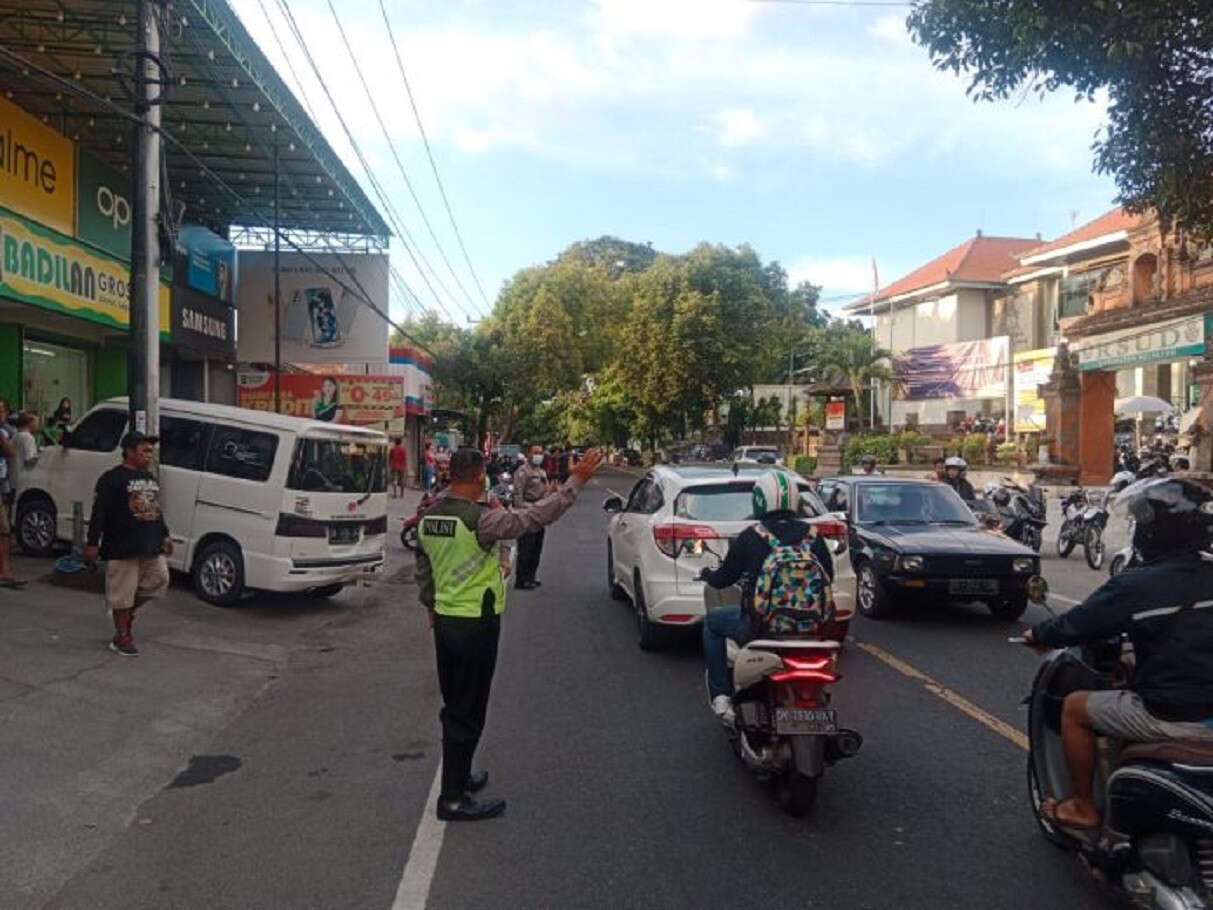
[1041,797,1100,830]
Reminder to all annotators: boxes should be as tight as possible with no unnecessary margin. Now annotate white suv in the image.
[603,464,854,651]
[732,446,782,465]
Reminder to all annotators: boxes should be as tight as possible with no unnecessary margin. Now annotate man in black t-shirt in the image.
[85,432,173,657]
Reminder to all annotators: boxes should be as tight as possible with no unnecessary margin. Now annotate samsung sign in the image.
[170,285,235,358]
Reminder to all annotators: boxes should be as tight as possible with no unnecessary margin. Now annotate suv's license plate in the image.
[330,525,360,544]
[949,578,998,595]
[774,707,837,735]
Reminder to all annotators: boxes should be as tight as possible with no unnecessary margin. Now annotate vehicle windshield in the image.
[675,482,822,522]
[855,483,975,526]
[287,438,386,494]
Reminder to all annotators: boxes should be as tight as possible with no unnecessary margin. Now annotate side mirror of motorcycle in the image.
[602,495,624,513]
[1026,575,1049,605]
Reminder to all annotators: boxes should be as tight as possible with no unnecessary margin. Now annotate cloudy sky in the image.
[230,0,1117,323]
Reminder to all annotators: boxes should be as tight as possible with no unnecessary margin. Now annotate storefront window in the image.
[22,340,89,426]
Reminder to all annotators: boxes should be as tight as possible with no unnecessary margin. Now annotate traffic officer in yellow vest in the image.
[417,445,604,821]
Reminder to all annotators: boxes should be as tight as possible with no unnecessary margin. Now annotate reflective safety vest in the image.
[418,503,505,618]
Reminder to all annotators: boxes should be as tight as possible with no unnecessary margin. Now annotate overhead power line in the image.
[324,0,483,319]
[274,0,474,323]
[378,0,495,312]
[253,0,318,123]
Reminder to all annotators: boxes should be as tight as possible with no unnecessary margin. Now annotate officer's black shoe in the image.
[466,770,489,794]
[436,795,506,822]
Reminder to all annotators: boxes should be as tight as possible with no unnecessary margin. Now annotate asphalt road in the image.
[34,469,1121,909]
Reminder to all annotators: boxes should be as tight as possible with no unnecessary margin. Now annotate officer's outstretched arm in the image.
[476,448,603,545]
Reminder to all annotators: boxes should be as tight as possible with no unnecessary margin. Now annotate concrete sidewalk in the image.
[0,489,425,909]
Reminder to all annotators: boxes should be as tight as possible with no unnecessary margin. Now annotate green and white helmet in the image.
[752,469,799,517]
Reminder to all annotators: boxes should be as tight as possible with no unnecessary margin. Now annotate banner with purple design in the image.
[892,336,1009,401]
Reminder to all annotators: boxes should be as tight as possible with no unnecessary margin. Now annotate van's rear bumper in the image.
[250,552,385,591]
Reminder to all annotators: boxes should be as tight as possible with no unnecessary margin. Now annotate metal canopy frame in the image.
[0,0,390,242]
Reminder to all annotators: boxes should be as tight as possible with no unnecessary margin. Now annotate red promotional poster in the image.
[237,371,404,426]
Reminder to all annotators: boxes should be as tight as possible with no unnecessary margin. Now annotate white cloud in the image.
[868,14,909,43]
[788,256,879,295]
[712,109,764,148]
[590,0,758,39]
[712,164,735,182]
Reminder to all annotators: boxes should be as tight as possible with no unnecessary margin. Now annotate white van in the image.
[15,398,388,606]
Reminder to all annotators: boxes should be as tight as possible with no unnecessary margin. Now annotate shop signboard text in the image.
[76,151,132,260]
[237,371,404,426]
[0,96,76,236]
[1076,315,1206,371]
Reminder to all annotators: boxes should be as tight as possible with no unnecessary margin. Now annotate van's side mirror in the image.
[603,495,624,513]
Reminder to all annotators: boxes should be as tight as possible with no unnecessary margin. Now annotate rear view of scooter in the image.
[703,581,862,817]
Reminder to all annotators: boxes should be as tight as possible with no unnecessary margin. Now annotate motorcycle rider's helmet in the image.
[860,454,877,468]
[1111,477,1213,563]
[751,469,800,518]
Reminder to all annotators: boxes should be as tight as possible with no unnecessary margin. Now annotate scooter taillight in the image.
[770,654,837,685]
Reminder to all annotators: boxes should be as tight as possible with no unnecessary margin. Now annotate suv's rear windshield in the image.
[287,438,386,494]
[675,482,823,522]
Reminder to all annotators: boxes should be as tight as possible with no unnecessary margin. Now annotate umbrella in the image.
[1115,395,1175,416]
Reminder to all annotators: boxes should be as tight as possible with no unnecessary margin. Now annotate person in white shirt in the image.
[11,413,38,491]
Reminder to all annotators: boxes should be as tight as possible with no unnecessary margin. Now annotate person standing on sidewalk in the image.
[388,437,408,498]
[84,432,172,657]
[511,444,550,590]
[416,446,603,821]
[0,399,23,590]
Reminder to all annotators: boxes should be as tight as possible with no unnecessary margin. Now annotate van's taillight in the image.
[364,516,387,535]
[653,523,719,558]
[275,513,327,538]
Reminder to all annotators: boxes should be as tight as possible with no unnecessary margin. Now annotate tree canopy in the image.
[908,0,1213,238]
[392,235,873,448]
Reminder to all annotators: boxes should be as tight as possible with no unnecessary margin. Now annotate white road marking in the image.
[1048,593,1080,606]
[392,764,445,910]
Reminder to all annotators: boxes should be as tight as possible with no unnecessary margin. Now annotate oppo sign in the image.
[95,183,131,231]
[75,151,133,259]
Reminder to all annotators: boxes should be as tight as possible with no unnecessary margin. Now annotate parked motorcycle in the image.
[1108,520,1142,577]
[1021,580,1213,908]
[982,478,1047,552]
[400,490,438,551]
[702,579,862,817]
[1057,488,1110,570]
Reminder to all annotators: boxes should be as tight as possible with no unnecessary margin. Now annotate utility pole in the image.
[273,134,282,413]
[129,0,163,437]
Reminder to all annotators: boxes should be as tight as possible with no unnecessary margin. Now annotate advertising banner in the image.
[236,251,389,365]
[76,151,132,260]
[237,371,404,425]
[388,345,435,415]
[0,96,76,236]
[171,286,236,358]
[0,205,169,335]
[1075,315,1206,372]
[825,398,846,430]
[176,224,235,304]
[892,336,1010,401]
[1012,347,1056,434]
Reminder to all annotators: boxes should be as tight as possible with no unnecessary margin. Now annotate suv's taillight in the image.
[275,513,327,538]
[653,523,719,558]
[814,519,847,540]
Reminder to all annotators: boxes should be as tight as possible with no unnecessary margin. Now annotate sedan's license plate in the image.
[774,707,837,735]
[330,525,360,544]
[949,578,998,595]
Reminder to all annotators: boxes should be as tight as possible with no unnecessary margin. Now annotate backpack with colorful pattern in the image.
[749,524,836,635]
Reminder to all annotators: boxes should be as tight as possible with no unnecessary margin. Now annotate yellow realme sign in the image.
[0,95,76,236]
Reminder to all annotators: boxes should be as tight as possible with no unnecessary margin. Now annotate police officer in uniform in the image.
[417,446,604,821]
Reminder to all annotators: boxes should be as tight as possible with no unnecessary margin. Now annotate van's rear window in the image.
[288,439,386,494]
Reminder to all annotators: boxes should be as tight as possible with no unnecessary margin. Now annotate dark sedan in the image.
[816,476,1040,621]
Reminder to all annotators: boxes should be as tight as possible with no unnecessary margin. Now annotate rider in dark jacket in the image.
[1025,477,1213,829]
[698,471,834,720]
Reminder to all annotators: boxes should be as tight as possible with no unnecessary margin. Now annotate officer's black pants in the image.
[515,528,545,586]
[433,608,500,802]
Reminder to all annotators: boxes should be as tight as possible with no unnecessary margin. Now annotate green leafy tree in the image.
[811,323,891,432]
[908,0,1213,237]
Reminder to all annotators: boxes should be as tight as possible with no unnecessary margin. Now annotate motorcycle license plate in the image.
[774,707,837,735]
[948,578,998,595]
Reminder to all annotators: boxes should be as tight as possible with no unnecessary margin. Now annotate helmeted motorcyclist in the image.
[697,470,835,722]
[1024,477,1213,830]
[942,456,975,501]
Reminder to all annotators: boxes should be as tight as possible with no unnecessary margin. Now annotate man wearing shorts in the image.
[84,432,173,657]
[1025,477,1213,829]
[389,437,408,498]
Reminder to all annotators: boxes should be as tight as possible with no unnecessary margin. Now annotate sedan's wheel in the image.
[989,595,1029,621]
[856,564,894,619]
[634,573,665,652]
[401,524,418,551]
[16,497,57,557]
[1083,525,1105,571]
[1056,524,1075,558]
[607,542,627,601]
[193,540,245,607]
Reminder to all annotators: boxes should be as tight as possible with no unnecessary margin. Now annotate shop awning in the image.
[0,0,389,242]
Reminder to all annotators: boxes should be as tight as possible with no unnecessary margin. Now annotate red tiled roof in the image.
[1016,208,1141,261]
[860,234,1038,307]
